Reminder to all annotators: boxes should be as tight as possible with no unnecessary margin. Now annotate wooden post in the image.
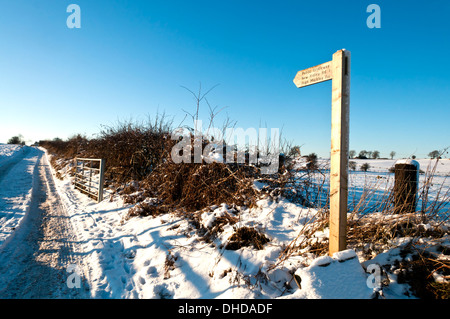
[394,160,419,214]
[293,49,351,256]
[329,49,350,256]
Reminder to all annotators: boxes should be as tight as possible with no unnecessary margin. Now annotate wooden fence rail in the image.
[74,158,105,203]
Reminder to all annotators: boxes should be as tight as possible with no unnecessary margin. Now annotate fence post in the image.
[329,49,350,255]
[74,158,78,186]
[394,159,419,214]
[98,159,105,203]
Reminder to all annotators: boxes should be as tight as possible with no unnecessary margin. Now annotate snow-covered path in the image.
[0,146,40,247]
[0,149,88,298]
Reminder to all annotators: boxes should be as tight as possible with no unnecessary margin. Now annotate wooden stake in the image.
[293,49,351,256]
[329,49,350,256]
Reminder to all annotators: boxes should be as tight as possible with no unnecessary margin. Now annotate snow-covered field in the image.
[0,144,448,299]
[293,157,450,216]
[349,158,450,176]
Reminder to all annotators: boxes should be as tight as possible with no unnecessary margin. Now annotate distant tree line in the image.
[348,148,447,160]
[349,150,383,160]
[7,134,26,145]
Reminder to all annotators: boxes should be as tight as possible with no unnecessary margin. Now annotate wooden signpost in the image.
[294,49,351,256]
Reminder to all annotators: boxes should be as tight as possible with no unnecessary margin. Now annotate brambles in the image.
[395,245,450,299]
[126,197,166,218]
[203,209,239,242]
[305,153,318,171]
[226,226,270,250]
[39,114,173,184]
[41,114,268,223]
[143,159,259,213]
[288,145,301,157]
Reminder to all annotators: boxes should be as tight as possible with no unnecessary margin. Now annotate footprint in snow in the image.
[147,266,158,277]
[153,284,173,299]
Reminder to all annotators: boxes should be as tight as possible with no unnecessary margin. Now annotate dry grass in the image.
[40,115,173,185]
[204,210,239,242]
[395,242,450,299]
[269,208,329,270]
[271,159,449,274]
[41,114,267,220]
[225,226,270,250]
[163,250,178,280]
[142,160,259,213]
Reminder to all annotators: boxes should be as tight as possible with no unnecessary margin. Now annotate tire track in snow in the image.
[0,151,89,298]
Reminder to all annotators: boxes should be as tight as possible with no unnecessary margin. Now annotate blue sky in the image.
[0,0,449,158]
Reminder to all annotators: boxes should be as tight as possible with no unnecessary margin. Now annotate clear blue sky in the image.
[1,0,449,158]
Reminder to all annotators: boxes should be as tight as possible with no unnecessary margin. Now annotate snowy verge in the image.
[44,149,327,298]
[293,249,375,299]
[44,151,378,299]
[0,147,42,248]
[45,151,449,299]
[0,144,24,167]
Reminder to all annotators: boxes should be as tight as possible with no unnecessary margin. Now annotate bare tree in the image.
[306,153,318,170]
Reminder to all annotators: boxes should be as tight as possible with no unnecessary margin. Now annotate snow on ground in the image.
[0,145,448,299]
[349,158,450,176]
[0,143,23,164]
[51,169,321,298]
[292,249,374,299]
[0,149,90,298]
[293,157,450,215]
[0,145,41,248]
[49,154,424,299]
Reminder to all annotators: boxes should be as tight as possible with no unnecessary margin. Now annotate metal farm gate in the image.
[74,158,105,203]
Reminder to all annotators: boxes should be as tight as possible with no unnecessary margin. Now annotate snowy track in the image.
[0,149,88,298]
